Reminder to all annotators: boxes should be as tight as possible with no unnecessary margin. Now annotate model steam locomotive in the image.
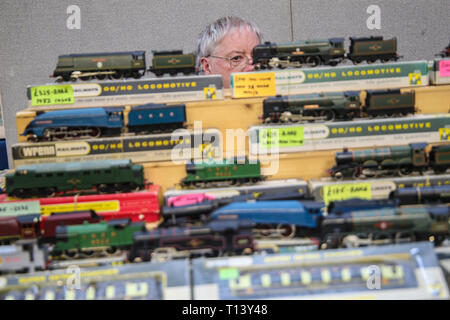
[52,50,197,81]
[5,159,145,198]
[253,36,400,69]
[23,102,186,142]
[328,142,450,180]
[262,89,415,123]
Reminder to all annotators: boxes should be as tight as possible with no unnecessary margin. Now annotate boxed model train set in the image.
[0,36,450,301]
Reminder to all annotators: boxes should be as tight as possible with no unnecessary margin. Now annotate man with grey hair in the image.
[196,16,263,88]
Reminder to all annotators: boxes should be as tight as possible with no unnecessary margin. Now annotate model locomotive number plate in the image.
[30,85,74,106]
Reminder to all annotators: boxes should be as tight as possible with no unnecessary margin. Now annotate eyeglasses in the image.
[208,54,252,68]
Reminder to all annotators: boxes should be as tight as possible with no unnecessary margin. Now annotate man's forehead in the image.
[214,28,259,56]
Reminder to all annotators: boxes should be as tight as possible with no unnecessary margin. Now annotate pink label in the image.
[439,60,450,77]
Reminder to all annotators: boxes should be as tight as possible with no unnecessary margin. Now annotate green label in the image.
[323,183,372,205]
[219,268,240,280]
[0,201,41,217]
[30,85,74,106]
[259,127,304,149]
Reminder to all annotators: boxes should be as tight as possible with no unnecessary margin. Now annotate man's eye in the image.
[231,55,244,62]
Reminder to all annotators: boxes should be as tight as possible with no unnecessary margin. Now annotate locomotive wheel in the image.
[132,71,142,79]
[276,224,296,238]
[112,71,123,79]
[98,184,113,194]
[306,56,321,67]
[395,232,416,244]
[105,247,119,256]
[342,235,360,248]
[333,171,344,180]
[319,110,335,121]
[88,127,101,138]
[352,58,362,65]
[398,166,413,176]
[63,249,80,259]
[96,74,106,80]
[367,58,377,64]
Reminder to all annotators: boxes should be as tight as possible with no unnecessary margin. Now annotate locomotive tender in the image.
[23,102,186,142]
[262,89,415,123]
[52,50,196,81]
[5,159,145,198]
[253,36,399,69]
[328,142,450,180]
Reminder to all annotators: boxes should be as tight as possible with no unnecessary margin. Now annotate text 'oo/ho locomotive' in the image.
[23,102,186,142]
[252,36,400,69]
[328,142,450,180]
[52,50,197,82]
[262,89,416,123]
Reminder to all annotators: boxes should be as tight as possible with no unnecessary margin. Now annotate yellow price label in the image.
[323,183,372,205]
[30,85,74,106]
[231,72,276,98]
[259,126,304,149]
[41,200,119,216]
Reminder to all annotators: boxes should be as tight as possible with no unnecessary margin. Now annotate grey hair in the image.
[196,16,263,71]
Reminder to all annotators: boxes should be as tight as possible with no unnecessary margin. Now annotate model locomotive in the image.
[23,103,186,142]
[211,200,449,248]
[253,36,399,69]
[52,50,197,81]
[181,157,262,188]
[389,185,450,205]
[328,142,450,180]
[437,41,450,57]
[262,89,415,123]
[5,159,145,198]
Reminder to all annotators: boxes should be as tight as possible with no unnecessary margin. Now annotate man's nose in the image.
[243,56,254,71]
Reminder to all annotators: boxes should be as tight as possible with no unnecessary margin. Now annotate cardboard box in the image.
[231,60,429,98]
[192,242,449,300]
[429,58,450,85]
[11,129,222,166]
[26,75,224,110]
[249,113,450,155]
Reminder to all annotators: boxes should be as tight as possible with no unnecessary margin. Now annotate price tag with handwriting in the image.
[30,85,74,106]
[232,72,276,98]
[323,183,372,205]
[439,60,450,77]
[259,126,304,149]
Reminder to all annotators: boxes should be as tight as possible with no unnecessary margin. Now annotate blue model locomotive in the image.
[23,102,186,141]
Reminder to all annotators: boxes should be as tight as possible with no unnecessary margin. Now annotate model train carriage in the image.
[54,219,146,258]
[53,51,146,81]
[320,205,449,248]
[0,240,49,274]
[364,89,415,117]
[5,159,145,198]
[149,50,197,76]
[253,38,346,69]
[329,143,429,179]
[262,91,361,123]
[389,185,450,205]
[127,103,186,133]
[428,144,450,173]
[348,36,399,64]
[181,158,262,187]
[211,200,324,238]
[131,219,254,261]
[23,107,124,141]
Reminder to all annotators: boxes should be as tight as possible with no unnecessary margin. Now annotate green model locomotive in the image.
[329,142,450,180]
[181,157,262,188]
[5,159,145,198]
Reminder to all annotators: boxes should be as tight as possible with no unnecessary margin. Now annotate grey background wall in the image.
[0,0,449,167]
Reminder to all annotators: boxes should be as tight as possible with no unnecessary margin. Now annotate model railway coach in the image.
[52,50,197,81]
[253,36,400,69]
[5,159,145,198]
[181,157,262,188]
[262,89,415,123]
[0,240,49,274]
[23,102,186,142]
[328,142,450,180]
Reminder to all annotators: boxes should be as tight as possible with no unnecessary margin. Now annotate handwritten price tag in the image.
[439,60,450,77]
[232,72,276,98]
[30,85,74,106]
[259,126,304,149]
[0,201,41,217]
[323,183,372,205]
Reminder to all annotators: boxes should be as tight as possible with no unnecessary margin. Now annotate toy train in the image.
[181,157,262,188]
[253,36,400,69]
[328,142,450,180]
[437,41,450,58]
[23,102,186,142]
[211,200,450,248]
[262,89,416,123]
[0,239,49,274]
[389,185,450,205]
[52,50,197,81]
[5,159,145,198]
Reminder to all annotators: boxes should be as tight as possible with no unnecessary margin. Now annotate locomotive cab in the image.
[410,143,429,167]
